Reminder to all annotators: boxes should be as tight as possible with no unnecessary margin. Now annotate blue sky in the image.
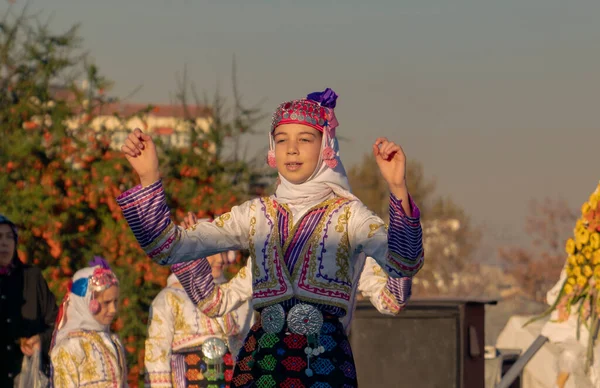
[9,0,600,250]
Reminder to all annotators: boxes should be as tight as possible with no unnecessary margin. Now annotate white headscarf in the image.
[53,265,117,346]
[271,107,359,206]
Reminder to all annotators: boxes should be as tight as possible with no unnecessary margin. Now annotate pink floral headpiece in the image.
[71,258,119,297]
[89,267,119,293]
[87,256,118,293]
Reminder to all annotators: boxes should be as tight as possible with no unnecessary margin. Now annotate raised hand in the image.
[121,128,160,186]
[372,137,412,215]
[372,137,407,189]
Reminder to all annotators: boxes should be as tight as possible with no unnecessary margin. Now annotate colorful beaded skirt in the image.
[231,315,358,388]
[171,345,235,388]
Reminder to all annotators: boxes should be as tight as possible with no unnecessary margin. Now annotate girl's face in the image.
[0,224,16,267]
[273,124,323,184]
[93,285,119,326]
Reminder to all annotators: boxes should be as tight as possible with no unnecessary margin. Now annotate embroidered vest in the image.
[249,196,355,311]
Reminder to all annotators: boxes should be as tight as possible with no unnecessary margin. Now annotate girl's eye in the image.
[300,138,311,143]
[275,139,286,144]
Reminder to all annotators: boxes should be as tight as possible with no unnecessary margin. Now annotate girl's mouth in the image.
[285,162,302,171]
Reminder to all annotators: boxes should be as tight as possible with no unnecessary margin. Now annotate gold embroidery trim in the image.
[368,223,386,238]
[215,212,232,227]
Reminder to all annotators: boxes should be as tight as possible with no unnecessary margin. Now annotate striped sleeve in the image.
[116,179,252,265]
[171,259,215,304]
[385,277,412,305]
[350,195,424,278]
[116,180,172,253]
[173,258,254,318]
[354,257,410,317]
[386,193,424,276]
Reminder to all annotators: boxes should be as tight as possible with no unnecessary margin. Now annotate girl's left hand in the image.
[372,137,407,190]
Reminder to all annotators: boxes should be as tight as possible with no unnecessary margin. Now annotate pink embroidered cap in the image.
[270,88,339,134]
[268,88,340,169]
[85,256,119,294]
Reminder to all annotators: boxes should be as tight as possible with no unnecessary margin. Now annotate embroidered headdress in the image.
[267,88,358,206]
[51,256,119,348]
[71,256,119,296]
[268,88,340,169]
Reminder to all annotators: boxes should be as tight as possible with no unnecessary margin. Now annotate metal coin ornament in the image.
[261,304,286,334]
[201,337,227,361]
[287,304,323,336]
[201,337,227,380]
[287,304,326,378]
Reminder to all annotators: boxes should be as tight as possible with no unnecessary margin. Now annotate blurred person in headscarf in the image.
[0,214,58,386]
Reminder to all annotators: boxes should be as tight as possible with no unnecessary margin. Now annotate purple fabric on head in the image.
[88,255,111,269]
[307,88,338,108]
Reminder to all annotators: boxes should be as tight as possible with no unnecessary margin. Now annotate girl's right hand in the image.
[121,128,160,186]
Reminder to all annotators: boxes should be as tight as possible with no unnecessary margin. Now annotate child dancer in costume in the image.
[182,212,412,337]
[145,245,254,388]
[51,257,127,388]
[118,88,423,387]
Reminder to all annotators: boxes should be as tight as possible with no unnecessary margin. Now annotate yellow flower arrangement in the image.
[526,181,600,373]
[566,238,576,255]
[591,233,600,250]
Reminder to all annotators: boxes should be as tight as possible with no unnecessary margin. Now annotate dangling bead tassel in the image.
[217,357,223,379]
[304,334,323,377]
[267,150,276,168]
[304,335,314,377]
[322,146,337,169]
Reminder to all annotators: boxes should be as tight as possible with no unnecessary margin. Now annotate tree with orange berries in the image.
[0,7,271,386]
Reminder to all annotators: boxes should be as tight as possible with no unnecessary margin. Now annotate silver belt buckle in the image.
[261,304,286,334]
[201,337,228,361]
[287,304,323,336]
[261,303,324,335]
[260,303,325,378]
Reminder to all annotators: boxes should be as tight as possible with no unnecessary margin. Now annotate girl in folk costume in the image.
[118,88,424,387]
[145,228,255,388]
[180,215,413,341]
[50,257,127,388]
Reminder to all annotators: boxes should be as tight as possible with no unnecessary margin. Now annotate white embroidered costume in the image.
[144,274,254,387]
[51,264,127,388]
[117,88,423,386]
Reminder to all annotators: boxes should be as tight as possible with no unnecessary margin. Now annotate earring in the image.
[267,150,276,168]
